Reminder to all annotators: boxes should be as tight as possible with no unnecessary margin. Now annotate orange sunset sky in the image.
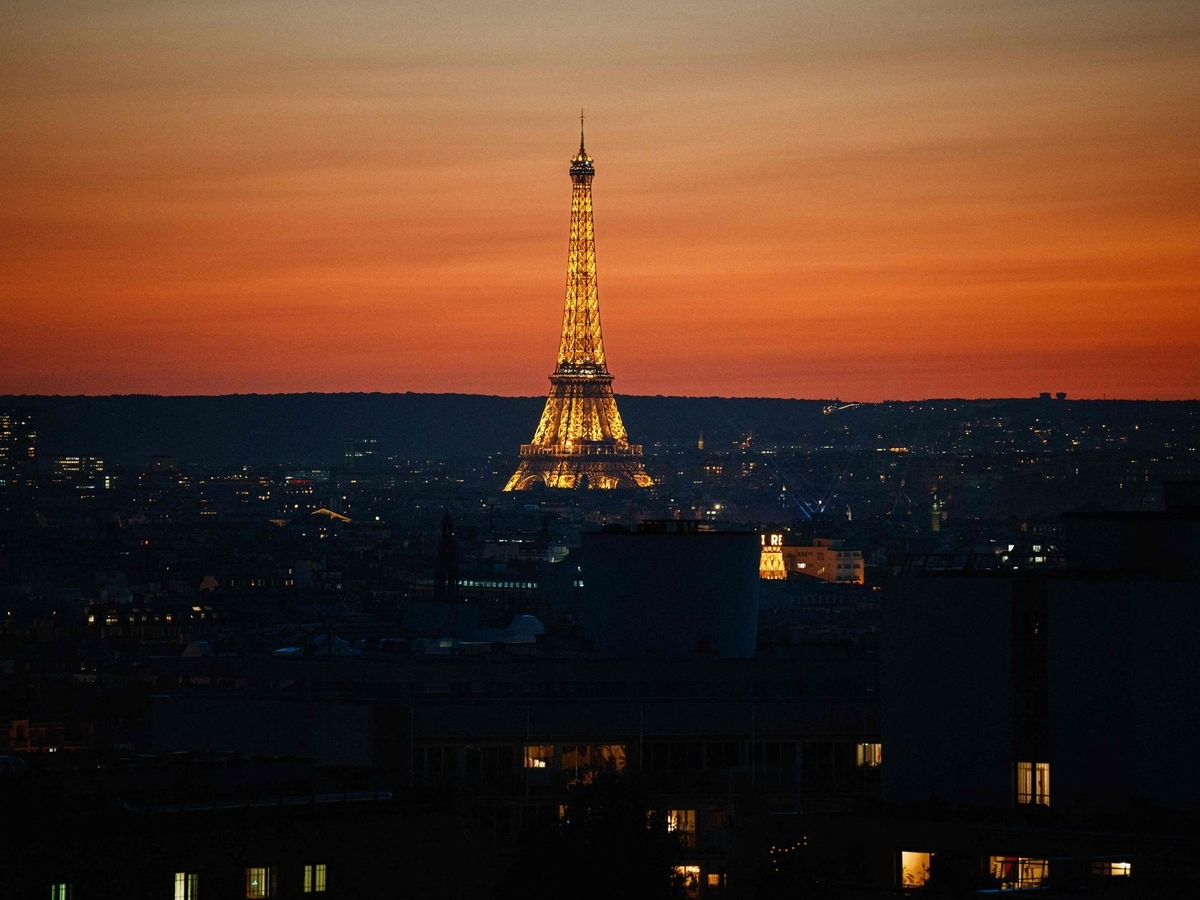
[2,0,1198,401]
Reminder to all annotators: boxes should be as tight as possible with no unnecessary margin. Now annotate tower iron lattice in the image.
[503,120,653,491]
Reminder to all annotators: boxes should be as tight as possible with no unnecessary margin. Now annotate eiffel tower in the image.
[503,118,653,491]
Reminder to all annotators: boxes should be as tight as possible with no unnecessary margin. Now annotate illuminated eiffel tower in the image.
[503,118,653,491]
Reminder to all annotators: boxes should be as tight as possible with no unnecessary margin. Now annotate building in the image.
[758,532,787,580]
[344,436,380,472]
[143,644,881,896]
[504,122,653,491]
[874,484,1200,891]
[581,520,760,658]
[0,407,36,489]
[144,454,177,474]
[782,538,864,584]
[45,455,107,486]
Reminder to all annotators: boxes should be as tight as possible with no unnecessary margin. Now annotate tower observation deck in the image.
[503,120,653,491]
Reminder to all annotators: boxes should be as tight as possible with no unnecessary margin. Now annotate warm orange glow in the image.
[1016,761,1051,806]
[901,852,931,888]
[2,3,1197,400]
[990,857,1050,890]
[673,865,702,899]
[857,742,882,767]
[506,132,653,490]
[759,533,787,580]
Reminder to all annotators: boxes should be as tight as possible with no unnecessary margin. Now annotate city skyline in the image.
[3,1,1198,401]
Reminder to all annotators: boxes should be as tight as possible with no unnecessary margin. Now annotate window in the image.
[666,809,697,846]
[901,851,931,887]
[466,744,513,782]
[706,741,740,769]
[707,873,722,888]
[561,744,591,775]
[303,864,326,893]
[990,857,1049,889]
[174,872,199,900]
[421,745,458,785]
[551,743,627,781]
[1016,761,1050,806]
[50,886,70,900]
[856,742,882,767]
[594,744,626,771]
[673,865,701,899]
[524,744,553,768]
[1092,860,1131,876]
[245,867,275,899]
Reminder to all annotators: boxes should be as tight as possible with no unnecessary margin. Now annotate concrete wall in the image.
[882,577,1013,807]
[582,531,760,658]
[1047,580,1135,808]
[1049,579,1200,810]
[151,695,374,766]
[1130,581,1200,808]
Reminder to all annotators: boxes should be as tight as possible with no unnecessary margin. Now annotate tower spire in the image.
[503,125,653,492]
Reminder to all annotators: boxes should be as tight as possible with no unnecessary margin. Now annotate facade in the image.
[884,489,1200,813]
[781,538,864,584]
[144,455,177,474]
[143,647,881,897]
[758,532,787,580]
[504,123,652,491]
[45,455,107,485]
[874,487,1200,891]
[581,520,761,658]
[0,407,37,489]
[343,436,380,472]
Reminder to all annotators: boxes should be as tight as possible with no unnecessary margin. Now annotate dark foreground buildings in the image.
[9,520,884,899]
[875,482,1200,894]
[6,462,1200,896]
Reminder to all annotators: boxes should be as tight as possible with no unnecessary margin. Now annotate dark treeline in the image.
[2,392,1195,468]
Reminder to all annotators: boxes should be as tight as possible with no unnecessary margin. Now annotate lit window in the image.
[707,873,722,887]
[989,856,1049,889]
[666,808,697,847]
[856,742,882,767]
[561,744,592,776]
[175,873,198,900]
[595,744,626,770]
[1092,860,1131,876]
[1016,761,1050,806]
[50,885,70,900]
[524,745,554,769]
[303,864,326,893]
[673,865,701,899]
[246,867,275,898]
[901,851,931,887]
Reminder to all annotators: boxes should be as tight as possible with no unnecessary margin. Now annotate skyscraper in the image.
[0,408,37,489]
[504,120,653,491]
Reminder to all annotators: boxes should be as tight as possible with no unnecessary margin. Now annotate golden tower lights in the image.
[504,119,653,491]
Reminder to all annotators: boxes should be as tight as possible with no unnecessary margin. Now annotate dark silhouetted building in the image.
[0,407,36,489]
[877,484,1200,890]
[344,436,380,472]
[582,520,760,658]
[434,509,458,603]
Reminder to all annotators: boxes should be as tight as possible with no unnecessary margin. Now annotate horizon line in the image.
[1,391,1196,404]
